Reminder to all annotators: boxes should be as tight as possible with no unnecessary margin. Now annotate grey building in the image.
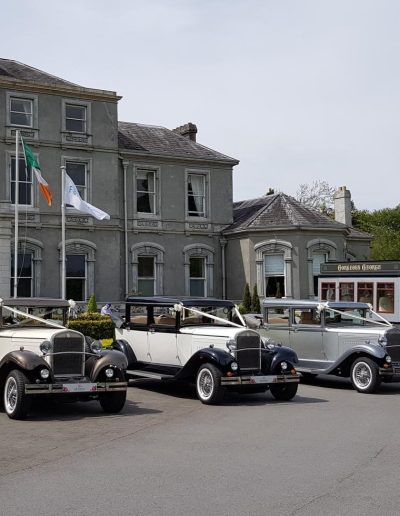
[0,59,371,303]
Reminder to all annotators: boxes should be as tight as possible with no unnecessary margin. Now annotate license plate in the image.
[249,375,273,384]
[62,383,97,393]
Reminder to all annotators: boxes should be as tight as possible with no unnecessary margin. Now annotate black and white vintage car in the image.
[260,299,400,393]
[0,298,128,419]
[112,296,300,404]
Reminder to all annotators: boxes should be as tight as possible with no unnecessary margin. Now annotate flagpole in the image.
[13,130,19,298]
[61,166,66,299]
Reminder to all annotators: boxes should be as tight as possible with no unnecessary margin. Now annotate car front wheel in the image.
[99,391,127,413]
[4,370,32,419]
[196,363,225,405]
[350,357,381,393]
[270,382,298,401]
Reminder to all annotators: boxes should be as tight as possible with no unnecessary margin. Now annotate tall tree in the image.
[242,283,252,313]
[251,284,261,313]
[352,206,400,260]
[296,180,336,214]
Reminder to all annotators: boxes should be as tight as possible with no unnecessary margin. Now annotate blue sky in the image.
[3,0,400,210]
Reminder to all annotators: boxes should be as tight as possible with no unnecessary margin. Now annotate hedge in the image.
[68,315,115,340]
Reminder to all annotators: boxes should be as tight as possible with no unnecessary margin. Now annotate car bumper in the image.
[25,381,128,395]
[221,374,300,386]
[379,366,400,380]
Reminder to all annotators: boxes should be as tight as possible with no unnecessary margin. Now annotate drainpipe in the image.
[219,238,227,299]
[122,160,129,298]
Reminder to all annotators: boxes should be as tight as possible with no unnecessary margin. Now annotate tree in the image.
[352,206,400,260]
[86,294,98,314]
[251,284,261,313]
[296,180,336,214]
[242,283,252,313]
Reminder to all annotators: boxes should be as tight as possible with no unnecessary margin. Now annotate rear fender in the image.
[111,339,137,367]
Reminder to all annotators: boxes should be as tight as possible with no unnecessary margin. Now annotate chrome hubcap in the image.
[354,363,372,388]
[198,370,213,399]
[5,377,17,413]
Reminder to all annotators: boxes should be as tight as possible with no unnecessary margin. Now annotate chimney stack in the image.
[172,122,197,142]
[334,186,352,226]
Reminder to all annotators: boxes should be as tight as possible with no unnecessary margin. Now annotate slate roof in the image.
[224,192,371,239]
[118,121,238,164]
[0,58,80,88]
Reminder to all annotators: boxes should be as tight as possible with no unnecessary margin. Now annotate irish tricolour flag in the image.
[21,138,53,206]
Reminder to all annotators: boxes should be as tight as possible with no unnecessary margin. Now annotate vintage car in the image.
[112,296,300,404]
[0,298,128,419]
[259,298,400,393]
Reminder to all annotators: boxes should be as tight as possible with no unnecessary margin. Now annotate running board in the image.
[126,370,175,380]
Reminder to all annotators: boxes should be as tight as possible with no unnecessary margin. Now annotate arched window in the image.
[183,244,215,297]
[58,239,96,301]
[131,243,165,296]
[306,239,337,298]
[11,238,43,297]
[255,240,293,298]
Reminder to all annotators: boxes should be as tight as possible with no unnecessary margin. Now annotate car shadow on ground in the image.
[300,374,400,394]
[129,378,328,405]
[17,397,162,422]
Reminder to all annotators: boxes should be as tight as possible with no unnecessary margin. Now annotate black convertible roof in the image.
[125,296,236,308]
[0,298,70,308]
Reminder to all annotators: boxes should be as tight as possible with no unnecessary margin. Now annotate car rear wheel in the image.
[4,370,32,419]
[196,363,225,404]
[350,357,381,393]
[99,391,127,413]
[270,382,298,401]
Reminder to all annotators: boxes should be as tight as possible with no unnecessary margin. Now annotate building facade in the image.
[0,59,372,303]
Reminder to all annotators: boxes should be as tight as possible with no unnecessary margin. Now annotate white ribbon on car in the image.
[179,303,244,328]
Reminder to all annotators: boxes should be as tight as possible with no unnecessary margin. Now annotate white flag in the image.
[64,174,110,220]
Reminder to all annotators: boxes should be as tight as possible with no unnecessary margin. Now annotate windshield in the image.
[1,305,66,327]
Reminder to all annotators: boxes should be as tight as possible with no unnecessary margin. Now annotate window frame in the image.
[6,91,38,131]
[137,255,156,296]
[185,169,209,220]
[9,97,33,127]
[10,154,34,208]
[135,167,157,215]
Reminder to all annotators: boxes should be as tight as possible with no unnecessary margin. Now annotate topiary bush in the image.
[242,283,252,313]
[251,284,261,313]
[86,294,98,314]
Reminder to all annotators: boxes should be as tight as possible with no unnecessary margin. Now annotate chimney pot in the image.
[172,122,197,142]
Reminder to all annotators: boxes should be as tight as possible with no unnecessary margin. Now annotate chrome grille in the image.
[51,332,85,376]
[386,328,400,363]
[236,331,262,370]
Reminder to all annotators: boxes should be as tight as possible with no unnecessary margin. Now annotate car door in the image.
[147,309,179,366]
[289,308,326,369]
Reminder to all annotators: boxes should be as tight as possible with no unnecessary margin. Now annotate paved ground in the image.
[1,376,400,516]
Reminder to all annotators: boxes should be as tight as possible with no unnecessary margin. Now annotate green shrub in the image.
[242,283,252,313]
[68,315,114,340]
[86,294,98,314]
[251,284,261,313]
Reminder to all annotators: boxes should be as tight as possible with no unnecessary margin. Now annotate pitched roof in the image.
[118,121,238,164]
[0,58,80,88]
[225,192,370,238]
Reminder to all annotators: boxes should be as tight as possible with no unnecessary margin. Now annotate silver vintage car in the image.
[259,299,400,393]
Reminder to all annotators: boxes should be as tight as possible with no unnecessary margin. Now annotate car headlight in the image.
[280,361,288,371]
[385,355,392,364]
[90,340,103,354]
[40,368,50,379]
[226,339,236,352]
[105,368,114,378]
[231,362,238,371]
[40,340,52,355]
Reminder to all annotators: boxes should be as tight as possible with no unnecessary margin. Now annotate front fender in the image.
[270,346,299,372]
[176,347,234,380]
[325,344,387,375]
[89,350,128,381]
[0,350,49,372]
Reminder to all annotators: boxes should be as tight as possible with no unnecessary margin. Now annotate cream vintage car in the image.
[259,299,400,393]
[0,298,128,419]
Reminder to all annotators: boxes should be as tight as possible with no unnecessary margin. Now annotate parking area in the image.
[1,378,400,515]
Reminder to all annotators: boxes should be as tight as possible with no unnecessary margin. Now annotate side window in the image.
[66,162,87,204]
[321,282,336,301]
[10,97,33,127]
[187,172,207,218]
[377,283,395,313]
[65,104,87,133]
[295,309,320,325]
[129,306,148,326]
[153,307,176,328]
[11,156,33,206]
[265,308,290,326]
[136,169,156,214]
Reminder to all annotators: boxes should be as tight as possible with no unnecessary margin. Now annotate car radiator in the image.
[386,328,400,363]
[51,333,85,377]
[235,331,262,371]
